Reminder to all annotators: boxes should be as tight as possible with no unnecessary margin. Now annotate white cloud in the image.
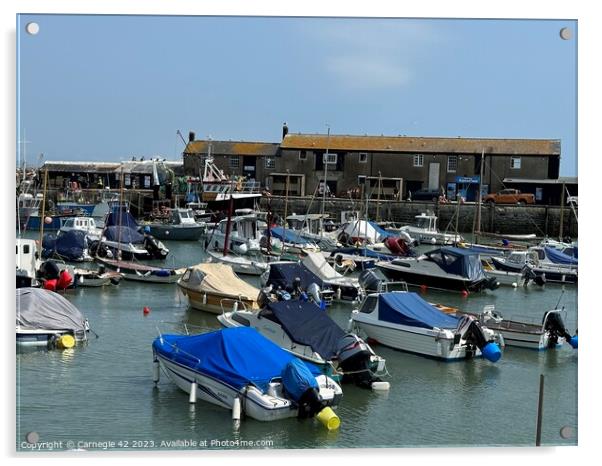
[326,54,411,89]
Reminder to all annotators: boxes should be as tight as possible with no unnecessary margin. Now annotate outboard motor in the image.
[281,359,324,419]
[483,276,500,291]
[38,260,60,281]
[456,315,502,362]
[544,311,578,349]
[306,283,322,305]
[521,265,546,287]
[358,268,388,293]
[143,235,167,259]
[336,334,381,389]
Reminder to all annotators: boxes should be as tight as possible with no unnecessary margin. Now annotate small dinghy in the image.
[72,266,122,287]
[219,296,389,390]
[177,263,260,314]
[96,257,183,283]
[350,291,503,362]
[152,327,343,426]
[16,287,90,349]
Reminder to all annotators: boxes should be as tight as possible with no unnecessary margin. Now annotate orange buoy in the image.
[143,306,151,315]
[461,290,469,297]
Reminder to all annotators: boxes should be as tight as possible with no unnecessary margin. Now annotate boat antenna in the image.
[554,289,565,310]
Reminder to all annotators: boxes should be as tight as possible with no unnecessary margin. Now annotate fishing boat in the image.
[218,298,389,390]
[177,263,260,314]
[491,250,577,284]
[96,257,183,283]
[349,291,503,362]
[72,267,122,287]
[395,212,463,245]
[450,305,577,350]
[16,287,90,349]
[59,216,103,240]
[152,327,343,426]
[16,238,41,288]
[301,252,363,301]
[205,248,269,276]
[376,247,500,293]
[143,208,206,241]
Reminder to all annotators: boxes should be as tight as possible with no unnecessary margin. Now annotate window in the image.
[413,154,424,167]
[447,155,458,172]
[323,153,337,165]
[265,157,275,169]
[299,150,307,161]
[359,152,368,163]
[511,157,521,169]
[230,156,240,168]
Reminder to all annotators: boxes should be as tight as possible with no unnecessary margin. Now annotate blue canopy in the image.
[544,247,578,265]
[460,245,505,257]
[268,227,313,245]
[378,292,459,329]
[425,247,486,281]
[152,327,321,392]
[55,230,88,260]
[266,262,324,290]
[369,221,395,240]
[106,207,139,229]
[104,225,144,243]
[333,247,395,261]
[264,300,345,360]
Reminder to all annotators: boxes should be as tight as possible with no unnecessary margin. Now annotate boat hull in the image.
[178,283,259,314]
[491,257,577,284]
[377,263,487,292]
[147,225,205,241]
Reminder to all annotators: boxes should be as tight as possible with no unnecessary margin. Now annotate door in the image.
[242,156,257,180]
[428,163,440,191]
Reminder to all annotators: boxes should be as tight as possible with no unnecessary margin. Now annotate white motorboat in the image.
[286,214,341,251]
[452,305,577,350]
[143,208,206,241]
[177,263,260,314]
[218,298,388,390]
[59,216,103,240]
[350,291,503,362]
[396,213,462,245]
[205,213,263,254]
[16,287,90,348]
[16,238,41,288]
[152,327,343,425]
[491,250,577,284]
[302,251,363,301]
[205,248,270,276]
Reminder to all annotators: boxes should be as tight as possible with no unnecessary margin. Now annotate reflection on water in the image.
[16,238,578,449]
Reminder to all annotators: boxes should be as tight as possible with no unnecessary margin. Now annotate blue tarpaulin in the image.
[104,225,144,243]
[378,292,459,329]
[265,300,345,360]
[55,230,87,260]
[368,221,395,240]
[268,227,313,245]
[544,247,578,265]
[106,207,139,229]
[266,262,324,291]
[425,247,486,281]
[332,247,395,261]
[152,327,321,392]
[282,358,319,402]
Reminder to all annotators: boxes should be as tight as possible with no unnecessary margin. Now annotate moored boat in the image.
[143,208,206,241]
[96,257,183,283]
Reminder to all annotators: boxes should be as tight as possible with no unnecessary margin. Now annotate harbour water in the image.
[16,236,578,450]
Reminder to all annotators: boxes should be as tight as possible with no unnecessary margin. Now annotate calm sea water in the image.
[16,236,578,450]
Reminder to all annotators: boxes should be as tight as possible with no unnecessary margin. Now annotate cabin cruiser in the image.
[16,287,90,348]
[143,208,206,241]
[218,295,389,390]
[338,219,415,248]
[206,213,263,254]
[529,246,578,268]
[376,247,500,293]
[152,327,342,426]
[16,238,41,288]
[451,305,577,350]
[302,252,363,301]
[286,214,341,251]
[177,263,260,314]
[59,216,103,240]
[491,250,577,284]
[266,226,320,255]
[350,291,503,362]
[395,213,463,245]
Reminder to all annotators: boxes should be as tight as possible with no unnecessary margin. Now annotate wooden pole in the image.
[535,374,545,446]
[38,169,49,246]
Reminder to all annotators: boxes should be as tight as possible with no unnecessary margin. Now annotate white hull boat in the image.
[302,251,363,301]
[205,249,269,276]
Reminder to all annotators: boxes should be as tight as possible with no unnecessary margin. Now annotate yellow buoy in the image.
[316,407,340,431]
[57,334,76,349]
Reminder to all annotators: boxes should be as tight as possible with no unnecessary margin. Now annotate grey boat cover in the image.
[16,288,88,334]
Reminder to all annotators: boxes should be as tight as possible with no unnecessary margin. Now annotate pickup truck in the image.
[483,189,535,205]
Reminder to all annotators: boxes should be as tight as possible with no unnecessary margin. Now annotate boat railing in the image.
[378,281,409,293]
[220,298,250,315]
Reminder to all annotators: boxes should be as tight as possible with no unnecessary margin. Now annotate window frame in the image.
[229,156,240,169]
[298,150,307,161]
[447,155,458,173]
[358,152,368,164]
[264,157,276,169]
[511,156,522,170]
[413,154,424,167]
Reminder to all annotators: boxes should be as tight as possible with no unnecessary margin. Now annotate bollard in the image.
[189,381,197,403]
[152,360,160,384]
[535,374,545,446]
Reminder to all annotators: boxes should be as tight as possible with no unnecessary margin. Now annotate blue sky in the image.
[17,15,577,175]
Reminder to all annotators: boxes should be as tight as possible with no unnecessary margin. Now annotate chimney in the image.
[188,131,195,142]
[282,122,289,140]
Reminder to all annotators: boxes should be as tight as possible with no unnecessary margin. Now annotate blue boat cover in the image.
[461,245,505,257]
[266,262,324,290]
[152,327,321,392]
[42,233,57,252]
[425,247,486,281]
[378,292,459,329]
[105,207,139,229]
[544,247,578,265]
[368,221,395,240]
[264,300,345,360]
[268,227,313,245]
[55,230,88,260]
[333,247,395,261]
[282,358,319,402]
[104,225,144,243]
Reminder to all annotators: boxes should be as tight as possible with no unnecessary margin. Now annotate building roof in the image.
[281,134,561,156]
[184,140,280,157]
[41,160,183,175]
[503,177,578,185]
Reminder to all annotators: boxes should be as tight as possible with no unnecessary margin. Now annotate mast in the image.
[117,163,124,261]
[283,169,290,229]
[474,148,485,244]
[559,181,566,241]
[223,180,235,257]
[38,169,48,247]
[376,171,382,222]
[320,125,331,237]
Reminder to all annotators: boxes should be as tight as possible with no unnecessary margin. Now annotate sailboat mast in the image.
[38,169,48,247]
[320,126,331,238]
[474,148,485,243]
[223,180,235,257]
